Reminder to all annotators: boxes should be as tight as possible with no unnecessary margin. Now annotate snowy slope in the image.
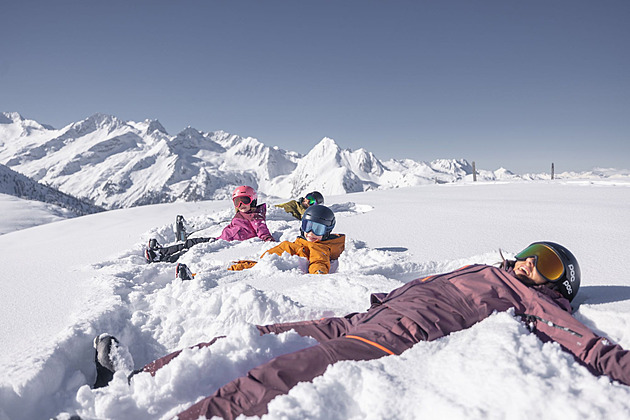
[0,112,580,211]
[0,162,103,217]
[0,193,77,234]
[1,179,630,420]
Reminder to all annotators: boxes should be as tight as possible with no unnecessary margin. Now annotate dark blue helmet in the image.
[301,205,335,239]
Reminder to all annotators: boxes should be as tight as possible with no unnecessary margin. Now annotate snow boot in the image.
[175,215,187,242]
[176,263,195,280]
[93,334,134,388]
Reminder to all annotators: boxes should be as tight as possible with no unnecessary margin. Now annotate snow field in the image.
[1,181,630,419]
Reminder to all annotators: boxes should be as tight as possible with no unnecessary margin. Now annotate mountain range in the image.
[0,111,623,211]
[0,161,103,216]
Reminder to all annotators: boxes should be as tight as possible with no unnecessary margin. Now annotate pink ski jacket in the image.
[216,204,274,242]
[368,264,630,385]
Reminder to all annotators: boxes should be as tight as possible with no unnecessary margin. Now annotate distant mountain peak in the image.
[64,113,124,138]
[307,137,341,159]
[145,119,168,135]
[0,111,550,209]
[0,112,25,123]
[316,136,339,149]
[0,112,55,132]
[86,112,119,124]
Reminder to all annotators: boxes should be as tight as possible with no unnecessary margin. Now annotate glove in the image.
[228,260,257,271]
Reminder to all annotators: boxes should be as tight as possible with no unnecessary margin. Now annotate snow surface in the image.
[1,180,630,420]
[0,193,74,234]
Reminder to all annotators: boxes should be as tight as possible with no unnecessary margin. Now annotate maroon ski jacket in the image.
[167,264,630,420]
[369,264,630,385]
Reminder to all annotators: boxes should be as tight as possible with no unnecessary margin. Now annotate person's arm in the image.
[252,218,275,242]
[257,317,354,341]
[216,216,238,241]
[307,244,330,274]
[263,241,299,258]
[275,200,302,220]
[228,242,300,271]
[526,297,630,385]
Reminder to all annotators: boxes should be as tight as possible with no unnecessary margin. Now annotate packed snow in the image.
[1,180,630,420]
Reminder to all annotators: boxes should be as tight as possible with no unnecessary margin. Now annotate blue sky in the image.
[1,0,628,174]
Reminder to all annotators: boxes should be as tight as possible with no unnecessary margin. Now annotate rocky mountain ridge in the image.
[0,112,547,210]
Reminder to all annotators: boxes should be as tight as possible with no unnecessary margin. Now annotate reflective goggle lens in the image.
[515,243,564,282]
[306,195,318,206]
[302,220,327,236]
[233,196,252,207]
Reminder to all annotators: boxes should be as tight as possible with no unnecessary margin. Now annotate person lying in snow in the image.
[93,241,630,420]
[274,190,324,220]
[228,204,344,274]
[144,185,275,263]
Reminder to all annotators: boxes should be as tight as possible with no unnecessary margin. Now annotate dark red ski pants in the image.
[140,306,426,419]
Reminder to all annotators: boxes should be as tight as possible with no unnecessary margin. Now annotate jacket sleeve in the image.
[579,337,630,385]
[216,216,239,241]
[263,241,301,258]
[307,245,331,274]
[274,201,303,220]
[252,217,274,242]
[528,297,630,385]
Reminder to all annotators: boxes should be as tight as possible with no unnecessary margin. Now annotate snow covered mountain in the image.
[2,111,623,211]
[0,112,514,210]
[0,162,103,216]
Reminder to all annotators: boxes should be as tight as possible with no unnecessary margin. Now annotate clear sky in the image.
[2,0,628,174]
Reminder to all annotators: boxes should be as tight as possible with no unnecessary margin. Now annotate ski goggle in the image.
[514,243,565,282]
[301,219,328,236]
[305,195,319,206]
[233,196,252,207]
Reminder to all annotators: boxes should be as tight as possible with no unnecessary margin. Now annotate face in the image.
[514,257,548,285]
[304,231,323,242]
[302,198,311,208]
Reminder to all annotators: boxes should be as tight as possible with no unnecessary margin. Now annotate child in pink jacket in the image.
[144,186,274,263]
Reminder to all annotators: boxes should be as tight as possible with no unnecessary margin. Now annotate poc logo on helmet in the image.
[562,264,576,296]
[567,264,576,283]
[563,280,573,295]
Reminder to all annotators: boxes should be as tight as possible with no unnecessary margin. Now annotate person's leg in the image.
[94,336,119,388]
[93,334,134,388]
[183,237,214,248]
[184,309,426,417]
[175,336,387,420]
[130,336,225,378]
[256,314,359,342]
[158,237,213,262]
[156,243,187,261]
